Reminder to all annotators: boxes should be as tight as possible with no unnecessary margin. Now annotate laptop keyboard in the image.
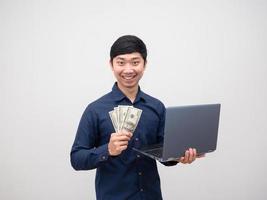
[146,148,163,158]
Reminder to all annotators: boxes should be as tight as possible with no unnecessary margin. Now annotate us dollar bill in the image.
[118,105,133,131]
[109,110,118,132]
[114,107,119,129]
[121,107,142,133]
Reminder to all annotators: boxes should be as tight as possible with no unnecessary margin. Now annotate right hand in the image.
[108,130,133,156]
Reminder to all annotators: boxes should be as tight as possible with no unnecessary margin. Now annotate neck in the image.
[117,83,139,103]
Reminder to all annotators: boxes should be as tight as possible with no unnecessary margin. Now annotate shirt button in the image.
[135,138,139,141]
[138,172,142,176]
[102,156,106,160]
[140,188,144,192]
[137,154,140,158]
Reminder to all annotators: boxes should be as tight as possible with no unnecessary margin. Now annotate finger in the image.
[179,156,185,163]
[118,130,132,137]
[121,130,133,138]
[193,148,197,157]
[115,145,122,153]
[188,148,194,163]
[115,132,125,137]
[128,132,133,138]
[113,141,118,146]
[192,148,197,161]
[111,132,124,141]
[116,141,129,146]
[113,140,126,148]
[119,145,128,151]
[110,132,118,139]
[116,135,132,141]
[184,150,189,163]
[113,133,132,140]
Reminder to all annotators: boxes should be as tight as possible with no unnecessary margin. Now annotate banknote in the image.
[109,105,141,133]
[114,107,119,124]
[109,110,118,132]
[121,107,142,133]
[118,105,133,131]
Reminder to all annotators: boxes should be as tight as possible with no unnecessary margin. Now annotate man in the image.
[70,35,204,200]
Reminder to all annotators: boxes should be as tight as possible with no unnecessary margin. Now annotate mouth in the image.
[121,74,137,81]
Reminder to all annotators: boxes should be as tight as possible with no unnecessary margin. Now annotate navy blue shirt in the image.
[71,83,177,200]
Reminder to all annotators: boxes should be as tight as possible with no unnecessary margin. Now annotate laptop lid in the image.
[162,104,221,160]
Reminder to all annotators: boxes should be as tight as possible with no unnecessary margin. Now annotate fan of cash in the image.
[109,105,142,133]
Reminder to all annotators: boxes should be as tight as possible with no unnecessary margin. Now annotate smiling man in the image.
[70,35,203,200]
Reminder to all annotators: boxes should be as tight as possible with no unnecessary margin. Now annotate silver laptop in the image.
[133,104,221,162]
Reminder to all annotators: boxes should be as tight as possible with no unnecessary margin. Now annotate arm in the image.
[70,107,109,170]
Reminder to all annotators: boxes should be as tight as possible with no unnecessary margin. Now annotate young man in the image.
[70,35,203,200]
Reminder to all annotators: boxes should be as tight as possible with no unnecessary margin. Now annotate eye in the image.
[117,61,125,66]
[132,61,140,66]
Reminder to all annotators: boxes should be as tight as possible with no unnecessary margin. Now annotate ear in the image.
[144,60,147,70]
[109,60,114,71]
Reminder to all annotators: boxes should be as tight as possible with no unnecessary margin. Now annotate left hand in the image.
[178,148,205,164]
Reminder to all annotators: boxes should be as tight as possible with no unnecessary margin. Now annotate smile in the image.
[122,74,137,80]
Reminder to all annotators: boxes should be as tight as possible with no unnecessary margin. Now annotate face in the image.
[110,52,146,90]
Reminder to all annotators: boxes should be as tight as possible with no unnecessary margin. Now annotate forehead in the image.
[114,52,143,60]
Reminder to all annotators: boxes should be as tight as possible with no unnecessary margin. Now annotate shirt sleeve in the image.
[70,106,110,170]
[157,102,178,166]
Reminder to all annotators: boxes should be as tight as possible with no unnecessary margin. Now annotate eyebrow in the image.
[116,57,141,60]
[131,57,141,60]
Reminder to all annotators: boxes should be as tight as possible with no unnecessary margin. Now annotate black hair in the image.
[110,35,147,62]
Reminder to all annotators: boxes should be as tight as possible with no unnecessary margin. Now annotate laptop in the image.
[133,104,221,162]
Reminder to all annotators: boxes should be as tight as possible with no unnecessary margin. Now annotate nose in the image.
[123,63,134,72]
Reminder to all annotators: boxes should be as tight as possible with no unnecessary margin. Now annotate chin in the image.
[124,83,137,88]
[121,81,138,89]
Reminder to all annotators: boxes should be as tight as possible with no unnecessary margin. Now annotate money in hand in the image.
[109,105,142,134]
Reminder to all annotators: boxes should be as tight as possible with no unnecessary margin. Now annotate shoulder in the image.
[141,90,166,113]
[83,91,113,115]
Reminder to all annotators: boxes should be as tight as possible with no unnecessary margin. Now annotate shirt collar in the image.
[111,82,146,103]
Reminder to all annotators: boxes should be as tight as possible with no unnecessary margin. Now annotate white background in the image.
[1,0,267,199]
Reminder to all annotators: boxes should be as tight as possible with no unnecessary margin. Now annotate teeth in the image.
[123,75,135,80]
